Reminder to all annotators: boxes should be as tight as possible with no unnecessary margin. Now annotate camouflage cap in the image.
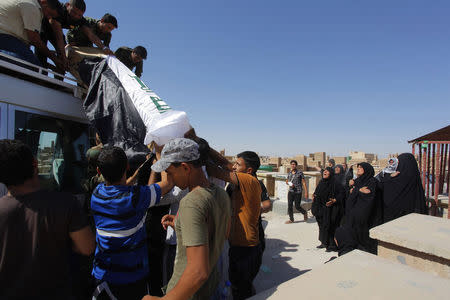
[151,138,200,173]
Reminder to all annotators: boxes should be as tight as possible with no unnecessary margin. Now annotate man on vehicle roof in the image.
[0,0,64,68]
[115,46,147,78]
[37,0,114,74]
[67,13,117,48]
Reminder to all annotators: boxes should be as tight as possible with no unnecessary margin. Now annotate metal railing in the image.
[0,52,85,99]
[412,142,450,218]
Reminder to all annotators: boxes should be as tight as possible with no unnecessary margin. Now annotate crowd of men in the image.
[0,0,147,79]
[0,137,430,300]
[0,132,272,300]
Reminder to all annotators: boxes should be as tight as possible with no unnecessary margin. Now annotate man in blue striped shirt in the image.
[90,147,174,300]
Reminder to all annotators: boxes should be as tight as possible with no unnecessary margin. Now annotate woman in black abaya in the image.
[335,162,379,255]
[378,153,427,223]
[312,167,345,250]
[322,169,345,252]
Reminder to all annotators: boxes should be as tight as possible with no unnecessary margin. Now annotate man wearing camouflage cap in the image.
[143,138,231,300]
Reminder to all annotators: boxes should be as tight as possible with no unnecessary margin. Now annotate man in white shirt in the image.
[0,0,64,68]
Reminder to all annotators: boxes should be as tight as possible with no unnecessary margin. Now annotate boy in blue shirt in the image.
[91,147,174,300]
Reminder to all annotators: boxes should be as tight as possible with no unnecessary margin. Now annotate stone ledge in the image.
[251,250,450,299]
[370,213,450,260]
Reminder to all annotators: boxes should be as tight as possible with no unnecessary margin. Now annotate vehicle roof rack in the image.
[0,52,86,99]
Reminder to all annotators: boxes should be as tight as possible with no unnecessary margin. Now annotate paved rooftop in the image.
[252,250,449,299]
[254,211,337,294]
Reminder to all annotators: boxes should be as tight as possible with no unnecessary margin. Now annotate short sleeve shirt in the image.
[0,0,42,43]
[167,184,231,299]
[0,190,88,298]
[67,17,111,47]
[55,5,87,30]
[115,46,144,77]
[40,5,87,43]
[259,180,270,202]
[228,173,261,247]
[287,170,304,194]
[91,183,162,284]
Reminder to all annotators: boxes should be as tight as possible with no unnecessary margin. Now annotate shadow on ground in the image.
[254,237,311,294]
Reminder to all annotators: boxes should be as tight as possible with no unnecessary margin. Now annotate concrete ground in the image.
[254,210,338,294]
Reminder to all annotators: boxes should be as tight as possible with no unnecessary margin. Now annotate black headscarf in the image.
[381,153,427,223]
[315,167,336,200]
[346,162,375,212]
[339,162,379,254]
[334,164,346,187]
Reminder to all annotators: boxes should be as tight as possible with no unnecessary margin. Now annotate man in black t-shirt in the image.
[67,13,118,48]
[0,140,95,299]
[259,180,271,252]
[115,46,147,78]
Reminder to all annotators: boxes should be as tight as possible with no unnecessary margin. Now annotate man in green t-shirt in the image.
[143,138,231,300]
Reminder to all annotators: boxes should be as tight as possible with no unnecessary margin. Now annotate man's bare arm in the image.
[261,199,272,213]
[81,26,114,55]
[208,148,233,170]
[69,226,95,256]
[302,178,308,198]
[25,29,63,69]
[155,171,174,195]
[48,19,67,62]
[159,245,210,300]
[206,162,238,185]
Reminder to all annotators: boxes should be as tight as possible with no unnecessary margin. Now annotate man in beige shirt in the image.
[0,0,64,68]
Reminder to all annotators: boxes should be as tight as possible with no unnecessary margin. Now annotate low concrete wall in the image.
[370,213,450,279]
[258,171,321,216]
[377,241,450,279]
[257,171,322,199]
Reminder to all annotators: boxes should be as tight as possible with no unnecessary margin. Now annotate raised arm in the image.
[155,171,174,196]
[48,18,68,67]
[81,25,114,55]
[25,29,63,69]
[206,162,238,186]
[208,148,233,171]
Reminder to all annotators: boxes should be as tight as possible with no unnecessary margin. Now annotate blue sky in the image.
[83,0,450,157]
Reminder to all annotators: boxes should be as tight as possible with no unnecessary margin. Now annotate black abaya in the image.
[312,167,344,248]
[379,153,428,223]
[336,162,379,255]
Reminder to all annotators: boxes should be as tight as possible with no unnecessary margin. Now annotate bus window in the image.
[14,110,92,193]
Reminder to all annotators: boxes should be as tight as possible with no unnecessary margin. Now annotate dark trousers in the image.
[229,244,262,300]
[163,244,177,285]
[287,191,307,221]
[146,205,170,296]
[0,34,41,66]
[93,277,148,300]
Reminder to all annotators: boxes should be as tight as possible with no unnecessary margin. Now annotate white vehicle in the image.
[0,52,93,197]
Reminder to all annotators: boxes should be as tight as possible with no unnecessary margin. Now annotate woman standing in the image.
[378,153,427,223]
[335,162,379,255]
[312,167,344,250]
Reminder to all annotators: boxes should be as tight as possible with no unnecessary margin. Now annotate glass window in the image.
[14,110,93,193]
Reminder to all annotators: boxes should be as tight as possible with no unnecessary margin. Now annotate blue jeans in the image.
[0,33,41,66]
